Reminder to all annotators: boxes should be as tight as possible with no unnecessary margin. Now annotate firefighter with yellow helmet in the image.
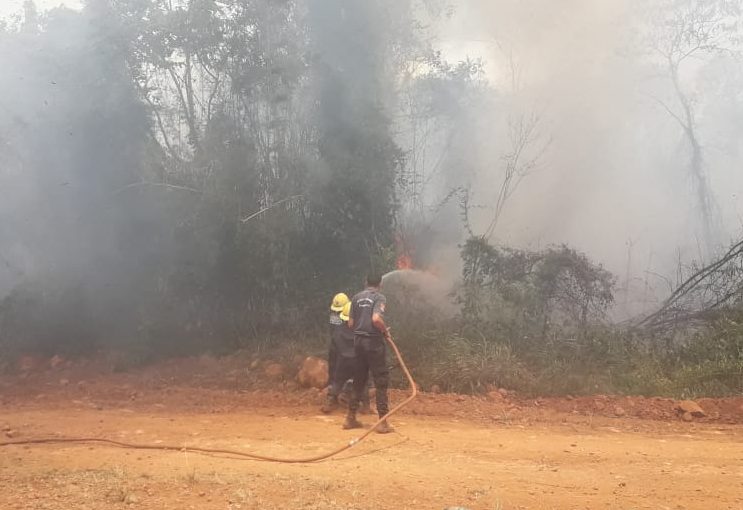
[322,293,370,413]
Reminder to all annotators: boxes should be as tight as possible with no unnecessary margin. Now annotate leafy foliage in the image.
[460,238,615,333]
[0,0,421,359]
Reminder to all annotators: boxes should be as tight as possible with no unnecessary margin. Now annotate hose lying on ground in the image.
[0,334,418,463]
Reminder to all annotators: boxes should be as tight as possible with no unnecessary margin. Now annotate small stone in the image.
[613,406,626,417]
[487,391,504,402]
[676,400,705,418]
[430,384,441,394]
[595,401,606,411]
[681,411,694,422]
[59,379,69,386]
[5,430,16,438]
[124,493,140,504]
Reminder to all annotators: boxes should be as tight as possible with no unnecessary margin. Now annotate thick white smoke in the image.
[415,0,743,317]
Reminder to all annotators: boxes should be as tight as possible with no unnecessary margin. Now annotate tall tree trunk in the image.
[670,59,718,257]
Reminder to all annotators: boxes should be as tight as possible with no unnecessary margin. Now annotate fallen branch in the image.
[240,195,304,224]
[637,239,743,331]
[112,182,203,196]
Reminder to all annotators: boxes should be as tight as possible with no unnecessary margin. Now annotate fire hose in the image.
[0,334,418,463]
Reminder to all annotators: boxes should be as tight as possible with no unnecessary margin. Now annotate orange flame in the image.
[395,231,414,270]
[396,253,413,270]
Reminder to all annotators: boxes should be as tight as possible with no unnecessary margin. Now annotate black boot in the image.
[342,411,363,429]
[320,395,339,414]
[375,419,394,434]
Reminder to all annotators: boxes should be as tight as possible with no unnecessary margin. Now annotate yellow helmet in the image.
[339,301,352,322]
[330,292,350,312]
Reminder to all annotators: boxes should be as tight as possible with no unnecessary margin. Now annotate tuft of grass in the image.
[183,466,198,486]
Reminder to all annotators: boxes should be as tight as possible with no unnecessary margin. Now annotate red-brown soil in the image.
[1,354,742,509]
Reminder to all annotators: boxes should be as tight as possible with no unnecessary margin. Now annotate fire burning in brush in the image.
[384,238,455,316]
[395,232,414,270]
[396,252,413,270]
[393,231,443,275]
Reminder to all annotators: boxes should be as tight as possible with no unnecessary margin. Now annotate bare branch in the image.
[112,182,204,196]
[645,92,688,129]
[135,79,184,162]
[637,238,743,331]
[483,113,548,240]
[240,195,304,224]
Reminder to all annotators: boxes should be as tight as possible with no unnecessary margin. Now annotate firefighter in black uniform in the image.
[322,300,372,413]
[322,295,371,414]
[322,292,349,413]
[344,273,394,434]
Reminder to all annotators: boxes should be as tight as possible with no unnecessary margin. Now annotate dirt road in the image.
[2,403,743,509]
[1,357,742,509]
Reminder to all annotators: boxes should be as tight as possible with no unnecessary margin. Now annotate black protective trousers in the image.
[331,357,370,403]
[327,339,338,395]
[349,336,389,417]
